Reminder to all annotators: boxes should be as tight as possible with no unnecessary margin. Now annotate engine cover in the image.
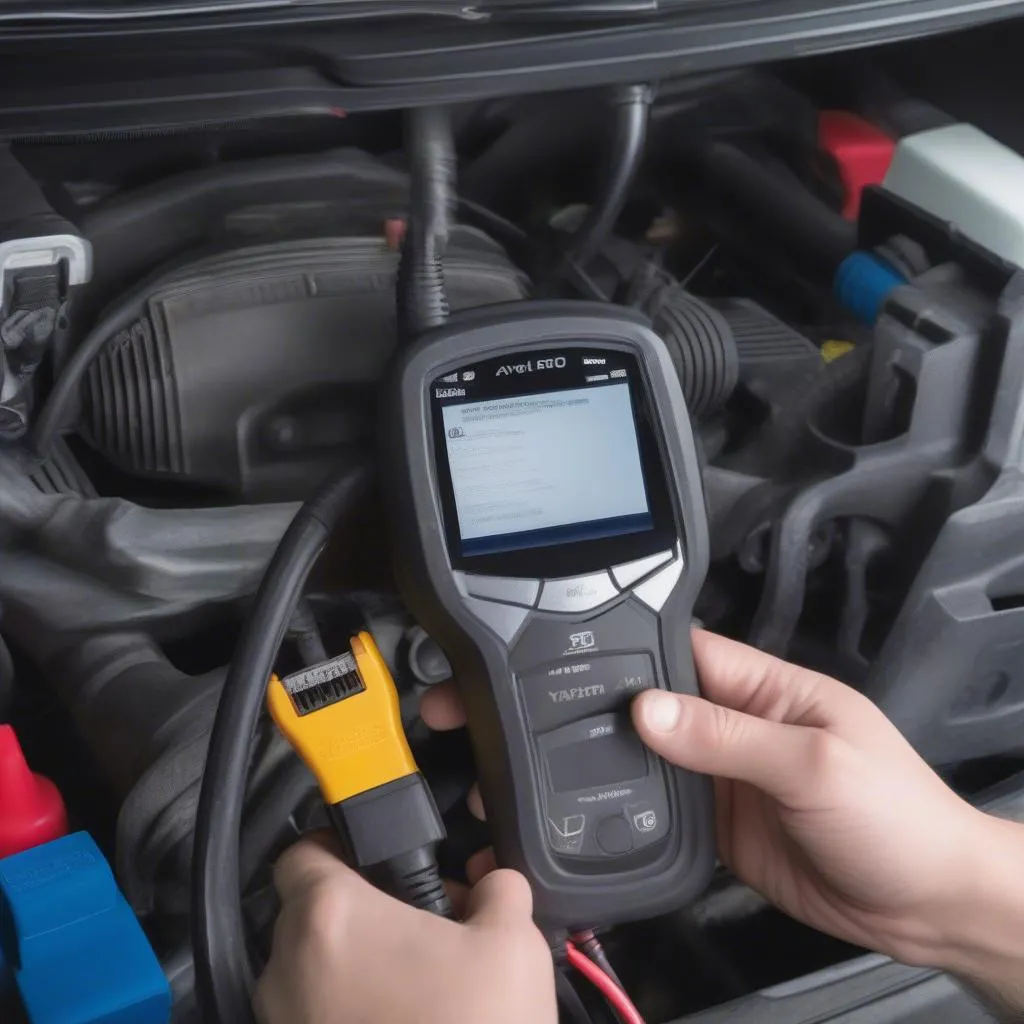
[82,229,528,500]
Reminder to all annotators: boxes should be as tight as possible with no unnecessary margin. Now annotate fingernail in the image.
[639,691,682,733]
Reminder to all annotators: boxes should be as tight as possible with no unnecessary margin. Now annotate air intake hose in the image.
[641,285,739,419]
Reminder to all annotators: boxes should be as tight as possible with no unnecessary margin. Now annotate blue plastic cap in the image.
[834,251,905,325]
[0,832,170,1024]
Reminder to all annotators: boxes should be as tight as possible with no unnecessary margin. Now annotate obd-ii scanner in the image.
[384,303,716,929]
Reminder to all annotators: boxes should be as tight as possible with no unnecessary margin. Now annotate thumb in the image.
[633,689,826,803]
[465,869,534,930]
[273,832,361,904]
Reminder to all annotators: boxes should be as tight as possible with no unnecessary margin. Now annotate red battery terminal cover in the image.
[818,111,896,221]
[0,724,68,860]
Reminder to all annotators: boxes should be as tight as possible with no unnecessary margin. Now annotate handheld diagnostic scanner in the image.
[383,303,715,929]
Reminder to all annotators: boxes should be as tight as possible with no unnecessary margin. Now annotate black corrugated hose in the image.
[639,285,738,420]
[191,459,372,1024]
[397,105,455,343]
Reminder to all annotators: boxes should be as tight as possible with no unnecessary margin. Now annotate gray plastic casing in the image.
[383,302,715,929]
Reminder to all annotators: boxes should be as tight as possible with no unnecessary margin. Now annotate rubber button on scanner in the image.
[611,550,673,590]
[632,558,684,613]
[595,814,634,856]
[463,596,530,644]
[460,574,540,607]
[538,573,618,613]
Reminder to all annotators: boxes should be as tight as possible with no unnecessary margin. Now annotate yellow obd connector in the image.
[268,629,450,915]
[267,631,416,805]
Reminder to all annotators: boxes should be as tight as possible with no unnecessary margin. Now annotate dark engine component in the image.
[82,228,527,501]
[717,297,829,476]
[726,298,823,401]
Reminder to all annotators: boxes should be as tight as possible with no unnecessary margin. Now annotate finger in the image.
[467,783,486,821]
[632,689,831,804]
[272,832,357,904]
[466,846,497,886]
[420,681,467,731]
[691,630,856,727]
[465,868,534,928]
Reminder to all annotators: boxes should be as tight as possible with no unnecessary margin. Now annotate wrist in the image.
[920,811,1024,990]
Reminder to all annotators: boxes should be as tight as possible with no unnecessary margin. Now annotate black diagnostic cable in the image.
[397,105,455,341]
[563,84,651,270]
[287,599,329,666]
[191,459,372,1024]
[573,930,626,992]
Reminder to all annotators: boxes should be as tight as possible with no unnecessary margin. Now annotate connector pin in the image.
[282,653,365,715]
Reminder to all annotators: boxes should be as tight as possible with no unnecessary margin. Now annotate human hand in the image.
[255,835,556,1024]
[631,631,994,968]
[422,630,1005,967]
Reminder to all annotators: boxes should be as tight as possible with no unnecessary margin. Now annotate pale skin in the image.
[255,631,1024,1024]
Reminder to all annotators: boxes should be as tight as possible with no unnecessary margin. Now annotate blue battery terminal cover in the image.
[0,832,170,1024]
[834,251,906,325]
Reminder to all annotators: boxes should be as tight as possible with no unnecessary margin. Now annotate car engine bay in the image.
[3,34,1024,1024]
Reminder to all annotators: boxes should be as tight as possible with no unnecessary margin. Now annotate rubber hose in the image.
[690,142,856,281]
[397,106,454,342]
[566,84,651,269]
[460,99,606,211]
[642,287,738,419]
[191,459,371,1024]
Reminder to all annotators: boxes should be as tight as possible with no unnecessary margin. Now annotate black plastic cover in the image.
[80,228,527,501]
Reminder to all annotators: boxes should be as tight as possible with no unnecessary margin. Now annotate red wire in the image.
[566,941,646,1024]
